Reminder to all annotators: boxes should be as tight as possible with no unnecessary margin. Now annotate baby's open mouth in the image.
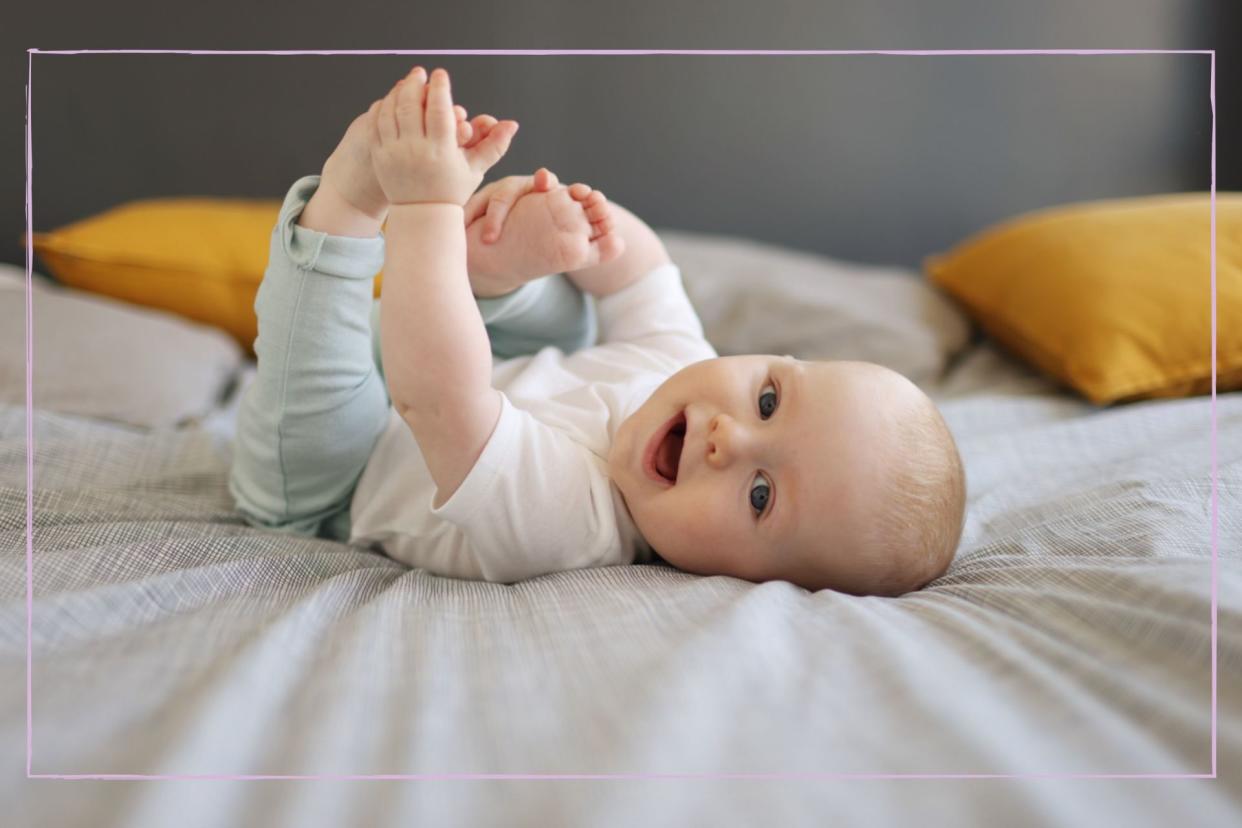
[653,412,686,484]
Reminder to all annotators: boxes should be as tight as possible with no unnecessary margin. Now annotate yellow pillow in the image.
[27,198,384,358]
[925,193,1242,405]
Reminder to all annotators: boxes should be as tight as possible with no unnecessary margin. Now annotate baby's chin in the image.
[606,409,644,494]
[608,410,635,462]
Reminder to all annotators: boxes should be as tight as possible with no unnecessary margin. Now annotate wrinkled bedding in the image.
[2,247,1240,824]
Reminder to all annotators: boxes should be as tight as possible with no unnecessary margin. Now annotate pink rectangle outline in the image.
[23,47,1218,782]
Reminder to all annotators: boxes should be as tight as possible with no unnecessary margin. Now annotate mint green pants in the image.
[228,175,595,542]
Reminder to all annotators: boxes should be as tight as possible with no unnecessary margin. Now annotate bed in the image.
[2,228,1239,827]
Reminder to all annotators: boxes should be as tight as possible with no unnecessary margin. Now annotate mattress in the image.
[2,233,1240,826]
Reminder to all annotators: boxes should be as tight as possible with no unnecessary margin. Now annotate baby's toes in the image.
[546,187,592,233]
[595,232,626,265]
[581,192,612,236]
[589,217,615,243]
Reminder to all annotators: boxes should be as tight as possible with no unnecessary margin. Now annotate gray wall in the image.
[5,0,1235,272]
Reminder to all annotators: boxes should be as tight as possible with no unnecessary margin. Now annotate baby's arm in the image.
[370,66,517,507]
[563,202,671,298]
[565,201,711,352]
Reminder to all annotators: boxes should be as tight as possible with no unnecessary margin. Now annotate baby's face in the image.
[609,356,914,592]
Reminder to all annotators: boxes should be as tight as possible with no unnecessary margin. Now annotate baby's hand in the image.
[369,66,518,207]
[464,168,559,243]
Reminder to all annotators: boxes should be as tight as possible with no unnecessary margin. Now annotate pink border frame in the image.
[21,46,1222,784]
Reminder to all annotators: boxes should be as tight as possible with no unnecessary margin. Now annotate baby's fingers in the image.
[466,119,519,176]
[478,178,529,243]
[478,172,546,242]
[394,66,427,140]
[463,179,501,226]
[463,114,497,150]
[424,68,457,144]
[480,168,557,241]
[454,105,472,145]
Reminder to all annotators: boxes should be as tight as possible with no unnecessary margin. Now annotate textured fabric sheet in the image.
[2,340,1241,825]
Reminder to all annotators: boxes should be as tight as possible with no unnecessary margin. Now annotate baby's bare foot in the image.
[466,183,624,290]
[320,105,390,224]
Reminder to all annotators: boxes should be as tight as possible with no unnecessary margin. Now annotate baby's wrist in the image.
[385,202,467,242]
[390,202,466,214]
[387,202,466,231]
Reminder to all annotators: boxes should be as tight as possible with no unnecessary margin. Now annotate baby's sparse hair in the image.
[864,388,966,596]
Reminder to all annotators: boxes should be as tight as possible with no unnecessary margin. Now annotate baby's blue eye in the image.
[758,382,778,419]
[749,473,771,516]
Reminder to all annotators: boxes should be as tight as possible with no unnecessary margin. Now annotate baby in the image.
[230,66,966,596]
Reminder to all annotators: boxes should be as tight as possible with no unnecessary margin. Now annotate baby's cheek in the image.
[651,506,718,574]
[677,487,730,546]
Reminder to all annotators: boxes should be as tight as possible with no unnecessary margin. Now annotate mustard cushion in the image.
[925,193,1242,405]
[27,198,384,358]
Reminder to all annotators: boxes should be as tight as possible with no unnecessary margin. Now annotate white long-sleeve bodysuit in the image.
[348,264,717,582]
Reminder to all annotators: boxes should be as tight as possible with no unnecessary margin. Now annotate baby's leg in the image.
[229,176,390,542]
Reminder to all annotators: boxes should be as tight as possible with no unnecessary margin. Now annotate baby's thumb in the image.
[468,120,518,173]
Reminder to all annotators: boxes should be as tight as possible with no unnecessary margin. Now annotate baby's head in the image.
[608,356,966,596]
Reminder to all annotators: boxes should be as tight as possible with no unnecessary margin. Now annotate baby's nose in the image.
[705,414,753,468]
